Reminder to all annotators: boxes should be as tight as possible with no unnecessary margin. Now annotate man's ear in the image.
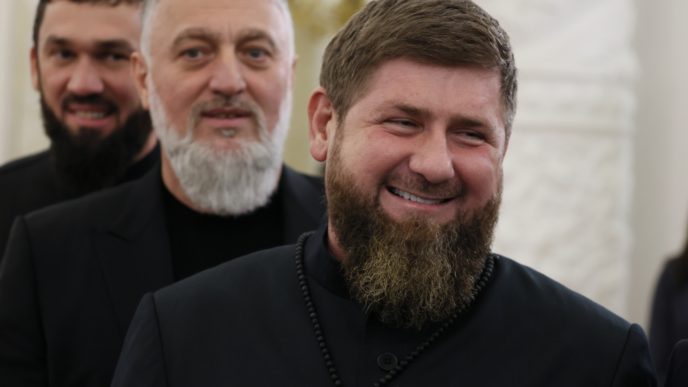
[30,47,40,91]
[308,87,336,162]
[131,52,150,110]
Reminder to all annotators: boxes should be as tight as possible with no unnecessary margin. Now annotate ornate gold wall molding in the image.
[289,0,365,36]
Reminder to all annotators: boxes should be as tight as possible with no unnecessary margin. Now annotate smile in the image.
[202,107,252,120]
[388,187,450,205]
[73,111,107,119]
[206,112,246,119]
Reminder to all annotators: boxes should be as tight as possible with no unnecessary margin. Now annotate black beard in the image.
[41,96,152,194]
[326,141,500,330]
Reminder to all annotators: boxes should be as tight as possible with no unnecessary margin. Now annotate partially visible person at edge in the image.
[662,339,688,387]
[0,0,325,386]
[0,0,158,258]
[111,0,658,386]
[650,223,688,384]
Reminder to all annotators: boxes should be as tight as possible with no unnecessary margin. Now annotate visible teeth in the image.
[390,187,443,205]
[75,111,106,119]
[220,129,237,138]
[210,113,242,119]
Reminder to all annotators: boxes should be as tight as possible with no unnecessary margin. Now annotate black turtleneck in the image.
[163,182,283,281]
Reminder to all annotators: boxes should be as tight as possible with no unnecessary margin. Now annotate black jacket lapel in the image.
[95,167,174,335]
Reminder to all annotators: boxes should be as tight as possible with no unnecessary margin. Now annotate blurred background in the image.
[1,0,687,331]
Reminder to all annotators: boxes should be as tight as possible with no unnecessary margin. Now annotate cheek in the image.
[341,136,400,185]
[250,72,290,117]
[113,79,142,111]
[152,76,194,120]
[38,68,66,102]
[456,155,502,200]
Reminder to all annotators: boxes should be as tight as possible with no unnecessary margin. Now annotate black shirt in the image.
[163,181,284,281]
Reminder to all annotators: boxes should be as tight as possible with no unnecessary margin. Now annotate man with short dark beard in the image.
[112,0,656,386]
[0,0,324,386]
[0,0,158,258]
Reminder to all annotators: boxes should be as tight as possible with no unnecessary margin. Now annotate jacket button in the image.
[377,352,398,371]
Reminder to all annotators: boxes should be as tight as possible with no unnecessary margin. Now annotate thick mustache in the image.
[61,94,117,112]
[385,174,462,198]
[191,97,258,122]
[184,96,269,143]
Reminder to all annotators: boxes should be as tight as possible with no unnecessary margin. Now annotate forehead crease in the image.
[237,28,278,49]
[381,100,491,126]
[150,0,291,43]
[172,27,221,44]
[40,6,140,39]
[41,34,135,50]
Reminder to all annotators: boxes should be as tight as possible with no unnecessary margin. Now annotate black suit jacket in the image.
[649,258,688,382]
[112,229,657,387]
[0,149,158,258]
[0,165,325,387]
[664,339,688,387]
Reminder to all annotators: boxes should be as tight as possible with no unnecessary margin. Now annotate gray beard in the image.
[326,142,501,330]
[148,83,290,216]
[162,138,282,216]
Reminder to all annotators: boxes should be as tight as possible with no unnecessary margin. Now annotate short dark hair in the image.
[320,0,518,134]
[32,0,143,48]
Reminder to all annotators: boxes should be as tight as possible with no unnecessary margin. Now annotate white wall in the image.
[479,0,637,318]
[0,1,17,159]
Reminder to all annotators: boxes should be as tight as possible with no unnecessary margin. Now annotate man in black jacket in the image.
[0,0,325,386]
[0,0,158,257]
[113,0,657,386]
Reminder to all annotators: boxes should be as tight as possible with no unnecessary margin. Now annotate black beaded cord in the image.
[294,232,496,387]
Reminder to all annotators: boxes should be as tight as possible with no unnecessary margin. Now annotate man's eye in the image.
[181,48,205,60]
[53,49,75,60]
[102,52,129,62]
[242,47,272,66]
[389,119,418,128]
[455,131,486,145]
[246,48,267,59]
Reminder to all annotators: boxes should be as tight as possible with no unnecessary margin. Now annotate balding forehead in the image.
[141,0,295,60]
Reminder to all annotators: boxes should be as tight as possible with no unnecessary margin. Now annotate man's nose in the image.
[66,59,105,95]
[209,51,247,97]
[408,131,456,184]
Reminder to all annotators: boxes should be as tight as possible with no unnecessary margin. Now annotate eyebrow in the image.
[235,28,279,54]
[388,102,490,129]
[170,27,279,54]
[171,27,222,50]
[43,36,135,53]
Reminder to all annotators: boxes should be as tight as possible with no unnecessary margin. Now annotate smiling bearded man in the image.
[327,127,501,329]
[40,94,153,193]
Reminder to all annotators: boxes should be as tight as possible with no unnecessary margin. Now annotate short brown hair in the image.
[320,0,517,134]
[33,0,143,48]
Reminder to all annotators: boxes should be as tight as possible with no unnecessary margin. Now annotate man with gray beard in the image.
[113,1,657,386]
[0,0,324,386]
